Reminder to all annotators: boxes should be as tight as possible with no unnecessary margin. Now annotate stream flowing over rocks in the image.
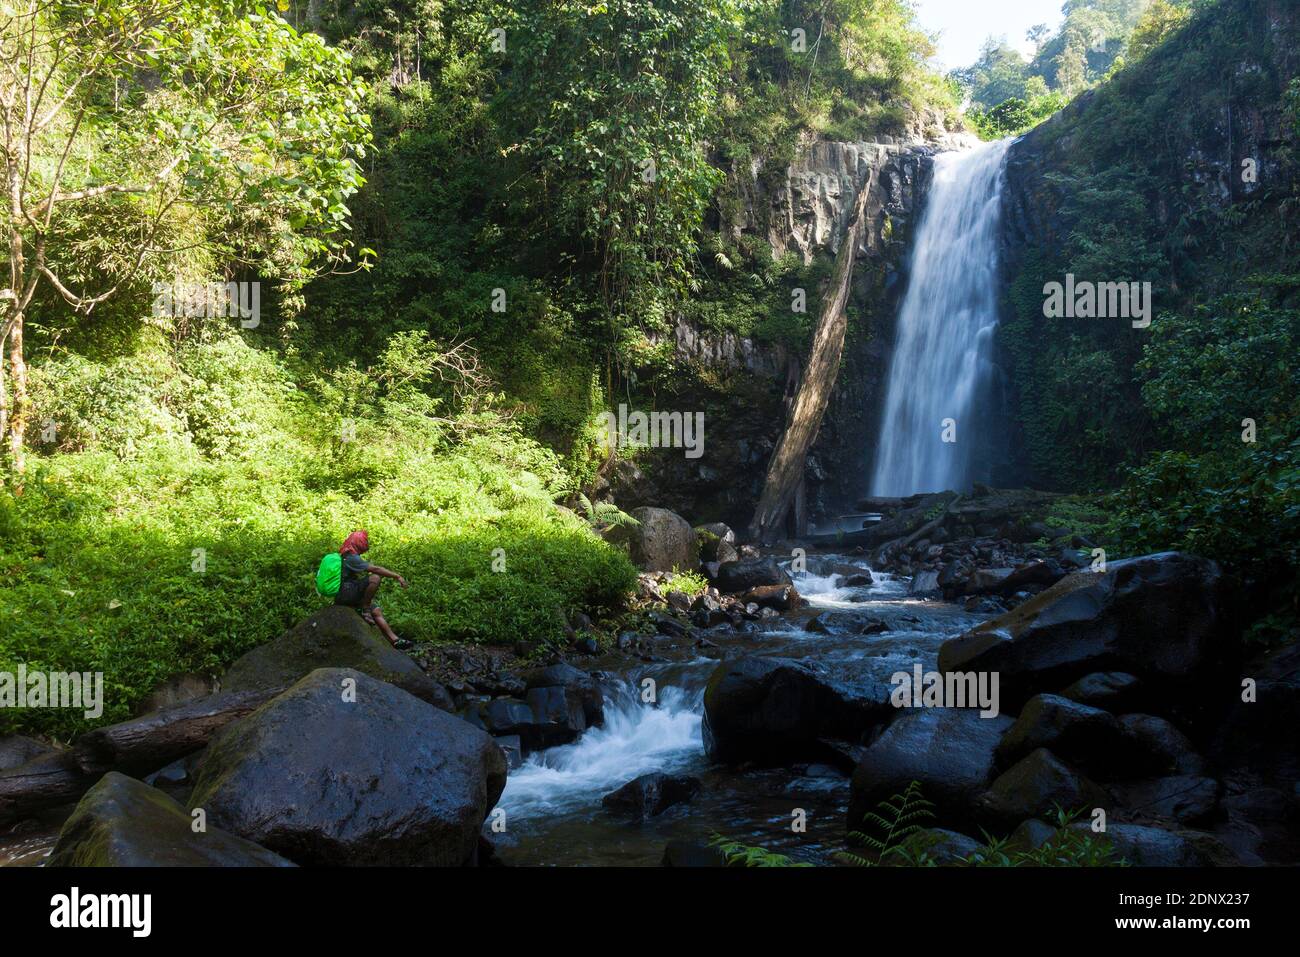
[1,522,1295,867]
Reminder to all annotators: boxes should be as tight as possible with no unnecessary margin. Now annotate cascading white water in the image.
[870,138,1012,497]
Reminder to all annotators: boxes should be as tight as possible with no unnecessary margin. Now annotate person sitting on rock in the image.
[335,529,408,646]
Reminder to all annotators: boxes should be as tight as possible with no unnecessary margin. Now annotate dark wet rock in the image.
[574,636,599,655]
[494,735,523,771]
[1110,775,1220,825]
[691,606,728,628]
[939,552,1226,709]
[221,606,453,709]
[858,618,889,635]
[804,613,831,634]
[470,672,527,699]
[1070,822,1238,866]
[666,590,693,613]
[742,583,801,610]
[975,560,1067,597]
[965,568,1013,594]
[607,507,698,572]
[1213,782,1299,865]
[898,828,982,865]
[909,570,940,594]
[696,523,736,563]
[1058,672,1142,711]
[703,656,888,764]
[477,694,585,753]
[662,839,727,867]
[649,611,691,639]
[976,748,1109,827]
[143,757,190,789]
[714,557,792,594]
[1210,641,1300,780]
[833,572,874,588]
[476,678,593,752]
[1118,714,1207,776]
[522,663,604,727]
[1006,817,1057,853]
[602,772,701,818]
[848,708,1013,829]
[937,561,971,595]
[524,685,588,749]
[0,735,53,772]
[48,772,294,867]
[995,694,1129,775]
[189,668,506,866]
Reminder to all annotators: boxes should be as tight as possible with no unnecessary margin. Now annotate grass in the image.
[0,333,636,741]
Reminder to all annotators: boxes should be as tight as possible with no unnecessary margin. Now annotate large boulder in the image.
[696,523,737,563]
[995,694,1131,776]
[713,557,792,594]
[602,773,701,818]
[899,828,983,865]
[939,552,1226,708]
[48,772,294,867]
[1118,714,1207,776]
[1057,672,1142,711]
[975,748,1110,827]
[189,668,506,866]
[1110,775,1220,825]
[1210,641,1300,781]
[702,656,886,764]
[1070,822,1239,866]
[221,606,452,709]
[521,663,604,727]
[848,708,1013,830]
[472,690,585,753]
[609,507,698,572]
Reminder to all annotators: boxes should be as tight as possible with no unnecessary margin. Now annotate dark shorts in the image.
[335,577,373,609]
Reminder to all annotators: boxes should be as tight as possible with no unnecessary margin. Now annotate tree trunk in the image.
[0,750,97,825]
[6,310,25,474]
[749,184,869,543]
[71,688,281,776]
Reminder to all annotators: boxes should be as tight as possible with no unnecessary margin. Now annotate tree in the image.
[951,37,1028,109]
[0,0,371,473]
[1126,0,1191,63]
[488,0,736,373]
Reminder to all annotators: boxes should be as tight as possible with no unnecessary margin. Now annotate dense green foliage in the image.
[997,0,1300,622]
[0,327,635,738]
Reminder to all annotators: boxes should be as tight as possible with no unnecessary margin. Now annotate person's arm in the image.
[369,564,408,588]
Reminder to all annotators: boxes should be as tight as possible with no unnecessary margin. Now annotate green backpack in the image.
[315,552,342,597]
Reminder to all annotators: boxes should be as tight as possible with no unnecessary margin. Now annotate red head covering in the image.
[340,529,369,557]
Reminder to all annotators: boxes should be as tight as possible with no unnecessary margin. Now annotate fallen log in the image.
[72,688,281,776]
[749,178,871,543]
[0,750,96,825]
[0,688,281,825]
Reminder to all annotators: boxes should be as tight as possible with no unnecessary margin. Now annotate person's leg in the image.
[363,573,382,606]
[370,604,400,645]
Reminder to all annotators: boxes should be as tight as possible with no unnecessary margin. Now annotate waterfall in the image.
[870,138,1012,497]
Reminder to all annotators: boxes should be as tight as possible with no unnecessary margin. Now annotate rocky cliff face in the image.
[614,135,962,534]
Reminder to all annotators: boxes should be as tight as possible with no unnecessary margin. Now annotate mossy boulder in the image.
[47,772,294,867]
[221,606,452,709]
